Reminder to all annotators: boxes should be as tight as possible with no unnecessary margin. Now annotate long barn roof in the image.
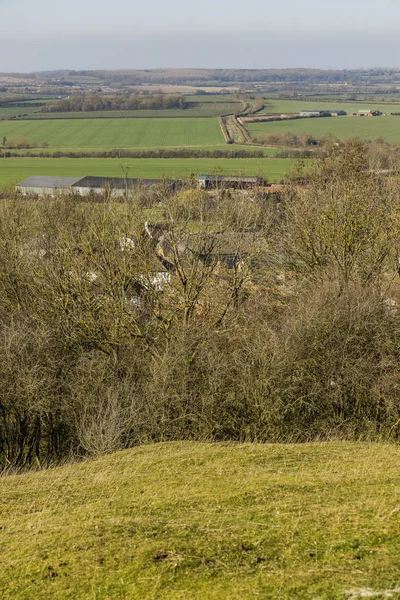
[75,176,159,190]
[16,175,162,190]
[17,176,83,188]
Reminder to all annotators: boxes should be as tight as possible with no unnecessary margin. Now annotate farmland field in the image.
[260,98,400,115]
[0,157,304,188]
[0,118,225,149]
[0,106,39,119]
[247,114,400,143]
[183,95,240,102]
[25,102,242,120]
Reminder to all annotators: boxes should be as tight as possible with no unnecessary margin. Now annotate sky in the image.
[1,0,400,71]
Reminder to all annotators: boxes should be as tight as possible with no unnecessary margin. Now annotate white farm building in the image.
[15,175,161,196]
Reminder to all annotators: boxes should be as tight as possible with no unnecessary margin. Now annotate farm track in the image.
[222,115,253,145]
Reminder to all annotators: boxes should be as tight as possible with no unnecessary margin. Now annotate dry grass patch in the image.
[1,442,400,599]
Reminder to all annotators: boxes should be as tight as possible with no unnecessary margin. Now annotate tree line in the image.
[6,147,265,159]
[42,93,186,113]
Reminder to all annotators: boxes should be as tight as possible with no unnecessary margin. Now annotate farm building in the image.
[300,109,347,117]
[327,109,347,116]
[16,175,162,196]
[72,176,160,195]
[358,109,382,117]
[15,176,83,195]
[157,231,265,270]
[197,174,264,190]
[300,111,324,117]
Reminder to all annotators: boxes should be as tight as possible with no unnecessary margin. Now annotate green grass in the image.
[261,99,400,115]
[24,102,242,120]
[0,118,225,149]
[183,95,239,102]
[1,442,400,599]
[9,144,278,157]
[0,157,299,187]
[0,106,39,118]
[247,115,400,143]
[246,98,400,143]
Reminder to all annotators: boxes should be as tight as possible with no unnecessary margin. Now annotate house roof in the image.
[158,231,266,261]
[16,176,83,188]
[198,174,259,183]
[74,176,160,190]
[16,175,162,191]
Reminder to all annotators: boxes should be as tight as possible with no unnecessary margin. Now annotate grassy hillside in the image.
[247,115,400,144]
[1,442,400,599]
[0,157,302,187]
[0,117,225,149]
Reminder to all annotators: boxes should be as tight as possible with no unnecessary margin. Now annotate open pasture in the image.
[261,98,400,115]
[0,117,225,149]
[24,101,242,120]
[183,95,239,102]
[0,106,39,119]
[0,157,302,188]
[247,114,400,143]
[2,442,400,599]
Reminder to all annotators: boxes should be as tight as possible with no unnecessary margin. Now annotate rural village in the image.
[3,62,400,600]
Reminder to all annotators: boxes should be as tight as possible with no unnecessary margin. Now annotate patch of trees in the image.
[2,135,30,150]
[275,149,319,158]
[42,93,186,113]
[252,131,339,148]
[2,136,48,152]
[3,142,400,469]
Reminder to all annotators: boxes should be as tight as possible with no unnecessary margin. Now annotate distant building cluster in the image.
[357,109,383,117]
[197,174,265,190]
[299,109,347,117]
[16,174,269,196]
[16,175,162,196]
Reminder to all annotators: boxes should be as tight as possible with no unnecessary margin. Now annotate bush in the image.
[2,141,400,469]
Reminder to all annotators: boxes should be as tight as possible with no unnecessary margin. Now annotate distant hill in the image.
[4,68,400,87]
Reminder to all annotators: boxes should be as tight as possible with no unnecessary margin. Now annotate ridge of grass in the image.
[1,442,400,599]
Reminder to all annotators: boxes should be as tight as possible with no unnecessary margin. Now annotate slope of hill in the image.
[1,442,400,599]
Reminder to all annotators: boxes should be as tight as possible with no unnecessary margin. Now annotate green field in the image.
[183,95,239,102]
[9,144,278,157]
[0,118,225,149]
[24,102,242,120]
[1,442,400,599]
[0,157,301,188]
[261,98,400,115]
[0,106,39,119]
[247,114,400,143]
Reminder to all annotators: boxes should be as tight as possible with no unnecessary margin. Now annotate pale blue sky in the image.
[1,0,400,70]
